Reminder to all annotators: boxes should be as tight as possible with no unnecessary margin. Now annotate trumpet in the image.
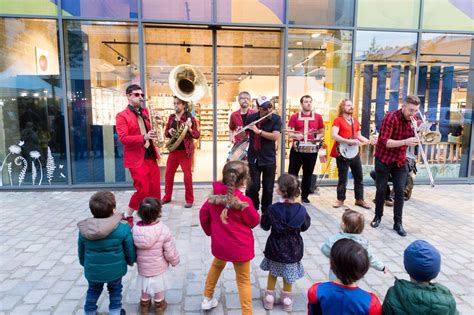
[234,112,273,136]
[410,116,435,187]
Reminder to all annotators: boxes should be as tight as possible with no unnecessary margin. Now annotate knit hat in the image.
[256,95,271,108]
[404,240,441,282]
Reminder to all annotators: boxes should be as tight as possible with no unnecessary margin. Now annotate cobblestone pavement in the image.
[0,184,473,315]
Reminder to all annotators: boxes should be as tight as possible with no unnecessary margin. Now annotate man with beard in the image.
[162,96,200,208]
[116,84,160,226]
[287,95,324,204]
[229,91,256,145]
[370,95,419,237]
[245,95,281,213]
[331,99,373,210]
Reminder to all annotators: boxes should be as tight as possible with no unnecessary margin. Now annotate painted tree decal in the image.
[46,147,56,185]
[29,151,42,185]
[14,156,27,186]
[0,143,22,186]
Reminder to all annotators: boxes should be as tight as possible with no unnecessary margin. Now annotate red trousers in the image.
[163,150,194,204]
[128,159,161,210]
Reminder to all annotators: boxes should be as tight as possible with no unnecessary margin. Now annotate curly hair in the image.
[336,99,351,117]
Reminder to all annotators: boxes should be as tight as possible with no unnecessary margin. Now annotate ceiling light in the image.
[311,33,321,38]
[296,41,303,46]
[288,52,293,57]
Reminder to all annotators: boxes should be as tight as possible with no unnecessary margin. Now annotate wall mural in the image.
[0,141,65,187]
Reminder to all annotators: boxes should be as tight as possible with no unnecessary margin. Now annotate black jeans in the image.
[246,162,276,213]
[370,170,391,200]
[374,157,408,224]
[336,155,364,201]
[288,148,318,199]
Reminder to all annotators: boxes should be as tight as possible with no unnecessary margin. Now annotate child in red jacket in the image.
[199,160,260,315]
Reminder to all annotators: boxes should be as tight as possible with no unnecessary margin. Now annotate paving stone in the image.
[0,185,472,314]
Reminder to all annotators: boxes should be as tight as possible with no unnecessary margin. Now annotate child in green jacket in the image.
[78,191,136,315]
[383,240,458,315]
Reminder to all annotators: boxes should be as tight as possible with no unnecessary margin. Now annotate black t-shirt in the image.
[240,113,248,124]
[245,112,282,166]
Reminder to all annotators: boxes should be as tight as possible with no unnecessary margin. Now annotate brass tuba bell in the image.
[168,64,208,102]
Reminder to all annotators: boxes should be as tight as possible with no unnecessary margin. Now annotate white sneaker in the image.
[201,297,218,310]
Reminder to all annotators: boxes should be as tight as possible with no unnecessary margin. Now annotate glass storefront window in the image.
[357,0,420,29]
[63,21,139,184]
[353,31,417,175]
[287,29,353,179]
[216,29,281,176]
[418,33,473,178]
[142,0,212,22]
[0,0,58,15]
[217,0,284,24]
[288,0,354,26]
[0,18,66,187]
[144,26,213,181]
[423,0,474,31]
[60,0,138,19]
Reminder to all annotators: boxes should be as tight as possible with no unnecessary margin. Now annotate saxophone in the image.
[149,108,165,148]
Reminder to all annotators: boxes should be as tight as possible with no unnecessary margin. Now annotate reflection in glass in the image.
[216,29,281,177]
[64,21,139,184]
[288,0,354,26]
[357,0,420,29]
[423,0,474,31]
[142,0,212,22]
[0,18,66,186]
[287,29,353,180]
[0,0,58,15]
[217,0,284,24]
[418,33,473,178]
[354,31,419,176]
[144,26,213,181]
[60,0,138,19]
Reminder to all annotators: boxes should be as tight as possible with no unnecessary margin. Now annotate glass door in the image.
[144,25,213,182]
[216,28,282,179]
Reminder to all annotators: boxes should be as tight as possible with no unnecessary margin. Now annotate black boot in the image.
[370,216,382,228]
[393,223,407,237]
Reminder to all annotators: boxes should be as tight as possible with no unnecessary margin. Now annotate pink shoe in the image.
[262,289,275,310]
[280,290,293,312]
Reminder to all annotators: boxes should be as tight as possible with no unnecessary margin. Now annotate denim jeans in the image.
[246,162,276,213]
[374,158,408,224]
[335,155,364,201]
[84,278,123,315]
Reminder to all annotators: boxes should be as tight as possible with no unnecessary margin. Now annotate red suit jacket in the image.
[116,106,159,168]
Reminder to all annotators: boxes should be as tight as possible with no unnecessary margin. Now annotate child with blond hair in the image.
[321,208,386,280]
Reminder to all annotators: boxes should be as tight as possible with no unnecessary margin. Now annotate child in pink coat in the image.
[199,160,260,315]
[132,197,180,315]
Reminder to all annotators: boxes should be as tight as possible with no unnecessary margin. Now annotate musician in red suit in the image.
[229,91,256,145]
[162,96,200,208]
[330,99,372,210]
[116,84,161,226]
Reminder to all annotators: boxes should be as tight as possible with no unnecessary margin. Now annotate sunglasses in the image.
[129,92,145,98]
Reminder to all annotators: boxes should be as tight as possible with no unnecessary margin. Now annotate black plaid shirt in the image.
[375,109,415,167]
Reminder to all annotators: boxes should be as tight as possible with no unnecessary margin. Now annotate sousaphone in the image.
[166,64,207,152]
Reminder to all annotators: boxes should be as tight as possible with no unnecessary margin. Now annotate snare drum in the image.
[227,139,249,161]
[294,141,320,153]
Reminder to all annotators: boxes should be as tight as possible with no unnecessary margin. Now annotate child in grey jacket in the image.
[321,209,386,280]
